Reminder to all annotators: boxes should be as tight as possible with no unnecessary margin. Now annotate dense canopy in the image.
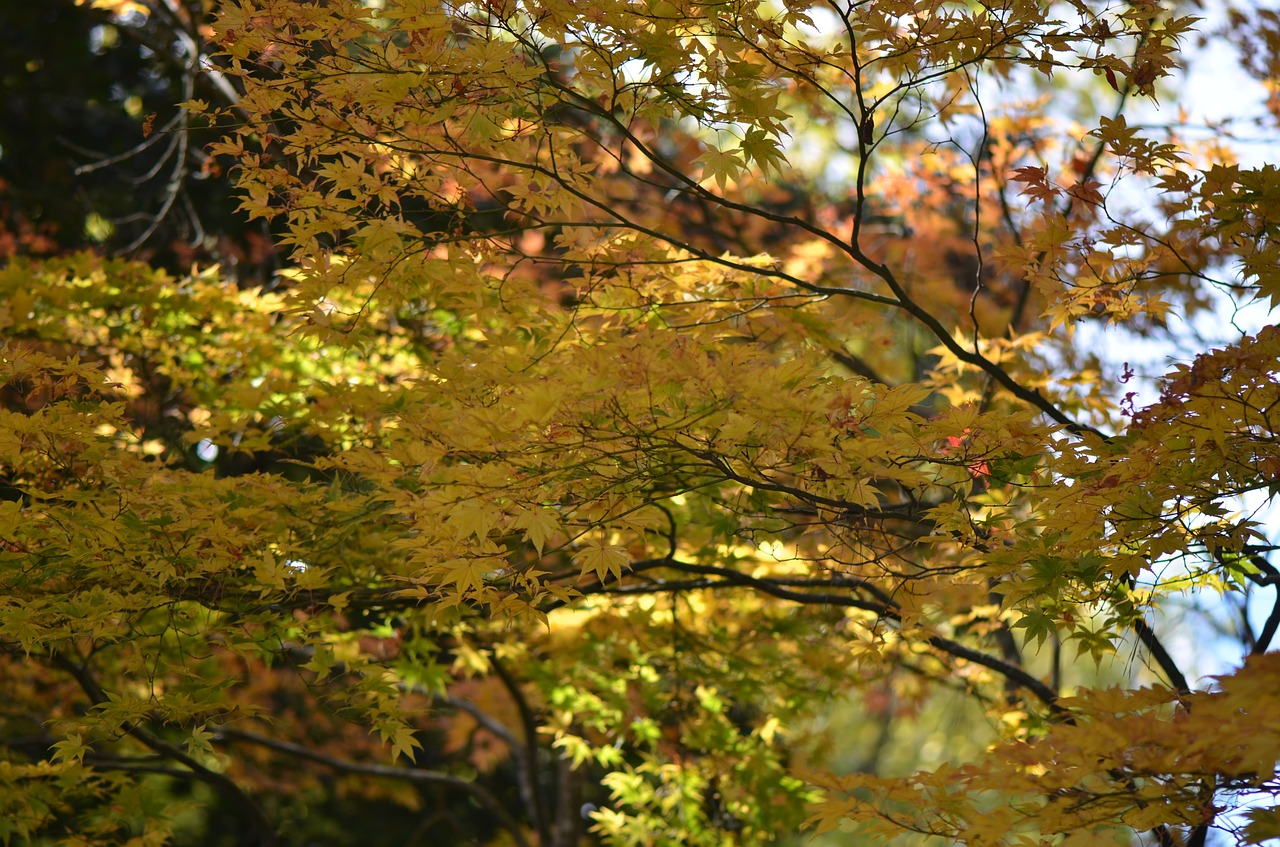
[2,0,1280,845]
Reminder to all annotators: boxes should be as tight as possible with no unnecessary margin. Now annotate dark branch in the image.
[562,557,1063,712]
[1131,616,1191,696]
[216,727,530,847]
[487,651,553,847]
[51,653,277,846]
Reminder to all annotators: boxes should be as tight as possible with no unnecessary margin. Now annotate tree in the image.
[0,0,278,282]
[2,0,1280,845]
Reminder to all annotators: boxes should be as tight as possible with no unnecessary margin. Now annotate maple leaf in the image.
[1011,165,1061,204]
[699,146,745,192]
[573,537,629,581]
[512,506,561,554]
[1067,179,1105,207]
[6,1,1280,844]
[382,723,423,763]
[447,498,497,541]
[435,557,496,595]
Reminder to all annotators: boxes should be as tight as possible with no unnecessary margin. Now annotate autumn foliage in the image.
[2,0,1280,845]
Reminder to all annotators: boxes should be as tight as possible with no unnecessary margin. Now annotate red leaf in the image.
[1011,166,1060,204]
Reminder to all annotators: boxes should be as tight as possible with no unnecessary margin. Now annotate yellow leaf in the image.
[573,537,629,581]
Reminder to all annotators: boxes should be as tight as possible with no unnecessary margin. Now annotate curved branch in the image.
[216,727,530,847]
[659,559,898,609]
[84,756,199,780]
[51,654,277,846]
[562,558,1064,712]
[487,651,553,847]
[921,632,1060,713]
[534,95,1104,437]
[1214,548,1280,654]
[436,694,521,750]
[1254,594,1280,655]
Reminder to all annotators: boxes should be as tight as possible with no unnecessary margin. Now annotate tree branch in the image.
[566,558,1064,712]
[216,727,530,847]
[486,651,553,847]
[1131,616,1191,696]
[50,653,278,846]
